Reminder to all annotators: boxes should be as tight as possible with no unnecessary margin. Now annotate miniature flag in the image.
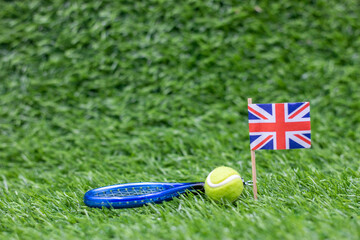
[248,102,311,150]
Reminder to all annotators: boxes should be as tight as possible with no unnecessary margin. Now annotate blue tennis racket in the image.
[84,180,252,209]
[84,182,205,209]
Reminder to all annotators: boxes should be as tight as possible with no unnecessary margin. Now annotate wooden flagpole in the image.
[248,98,258,200]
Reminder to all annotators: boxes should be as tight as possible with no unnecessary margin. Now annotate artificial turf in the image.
[0,0,359,239]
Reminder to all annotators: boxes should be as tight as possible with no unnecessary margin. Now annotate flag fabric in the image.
[248,102,311,150]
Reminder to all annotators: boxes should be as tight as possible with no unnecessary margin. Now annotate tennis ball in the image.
[204,166,244,202]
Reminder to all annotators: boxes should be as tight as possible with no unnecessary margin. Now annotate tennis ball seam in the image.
[206,170,242,188]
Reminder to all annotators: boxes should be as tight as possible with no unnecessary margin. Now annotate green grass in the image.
[1,0,360,239]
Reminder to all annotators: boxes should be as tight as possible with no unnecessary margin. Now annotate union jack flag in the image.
[248,102,311,150]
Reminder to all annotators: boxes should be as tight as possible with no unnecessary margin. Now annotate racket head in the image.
[84,182,204,209]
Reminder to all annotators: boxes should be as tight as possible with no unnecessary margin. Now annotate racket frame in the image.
[84,182,204,209]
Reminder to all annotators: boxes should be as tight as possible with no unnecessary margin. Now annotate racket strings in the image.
[96,186,165,198]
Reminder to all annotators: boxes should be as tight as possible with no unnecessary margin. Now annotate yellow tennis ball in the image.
[204,166,244,202]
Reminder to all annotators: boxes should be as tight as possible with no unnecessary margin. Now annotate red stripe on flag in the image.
[249,121,311,132]
[275,103,286,149]
[294,134,311,145]
[248,106,268,120]
[252,135,272,150]
[288,102,310,119]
